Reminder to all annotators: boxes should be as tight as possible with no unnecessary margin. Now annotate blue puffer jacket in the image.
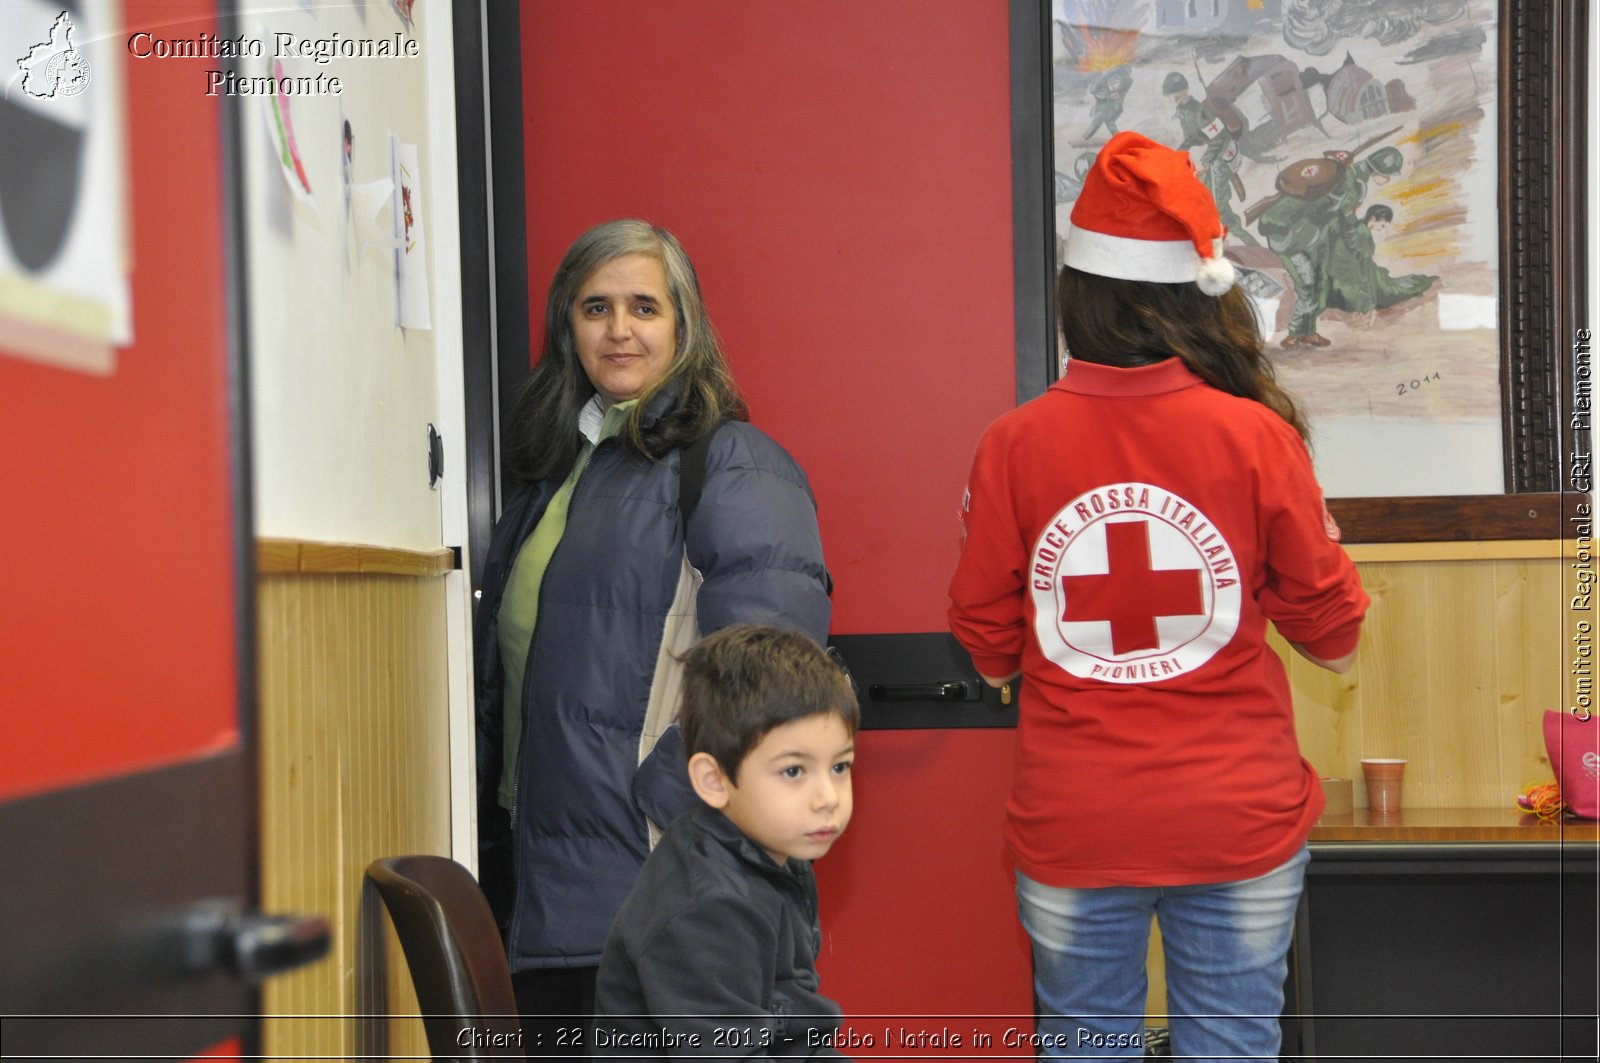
[474,401,832,971]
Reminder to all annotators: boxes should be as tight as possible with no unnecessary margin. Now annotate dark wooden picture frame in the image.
[1009,0,1587,542]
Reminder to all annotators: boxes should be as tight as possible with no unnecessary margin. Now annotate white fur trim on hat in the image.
[1196,250,1236,296]
[1063,226,1203,284]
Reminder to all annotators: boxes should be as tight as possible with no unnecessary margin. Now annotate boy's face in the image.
[714,711,855,867]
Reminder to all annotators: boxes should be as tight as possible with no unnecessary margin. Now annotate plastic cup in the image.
[1361,758,1407,813]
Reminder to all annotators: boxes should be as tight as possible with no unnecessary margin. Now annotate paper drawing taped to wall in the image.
[1051,0,1502,498]
[391,136,429,329]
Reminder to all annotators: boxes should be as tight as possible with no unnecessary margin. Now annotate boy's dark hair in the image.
[680,625,859,783]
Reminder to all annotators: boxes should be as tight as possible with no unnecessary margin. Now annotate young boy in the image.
[594,624,859,1059]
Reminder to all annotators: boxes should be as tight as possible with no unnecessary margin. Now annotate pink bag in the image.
[1544,708,1600,819]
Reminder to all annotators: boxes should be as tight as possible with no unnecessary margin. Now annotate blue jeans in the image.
[1015,846,1309,1061]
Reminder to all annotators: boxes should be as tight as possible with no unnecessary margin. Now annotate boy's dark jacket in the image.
[595,804,847,1060]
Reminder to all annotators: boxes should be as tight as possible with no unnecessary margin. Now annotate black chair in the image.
[367,855,525,1061]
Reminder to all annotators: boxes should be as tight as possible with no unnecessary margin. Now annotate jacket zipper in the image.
[505,437,611,954]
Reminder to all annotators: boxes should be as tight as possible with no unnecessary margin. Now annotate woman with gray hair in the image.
[473,220,832,1042]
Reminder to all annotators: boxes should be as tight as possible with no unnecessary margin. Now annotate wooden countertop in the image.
[1311,806,1600,844]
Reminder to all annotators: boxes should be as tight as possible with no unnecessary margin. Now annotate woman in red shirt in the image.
[949,132,1367,1061]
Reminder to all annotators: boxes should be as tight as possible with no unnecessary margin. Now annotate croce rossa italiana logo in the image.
[1030,482,1242,683]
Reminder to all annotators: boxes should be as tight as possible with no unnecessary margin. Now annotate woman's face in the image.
[570,253,678,408]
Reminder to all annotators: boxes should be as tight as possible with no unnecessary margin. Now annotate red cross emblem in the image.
[1060,520,1206,654]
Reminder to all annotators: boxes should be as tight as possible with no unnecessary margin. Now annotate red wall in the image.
[0,0,238,800]
[520,0,1033,1032]
[519,1,1018,634]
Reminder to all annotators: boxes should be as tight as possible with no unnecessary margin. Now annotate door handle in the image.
[868,680,981,703]
[178,900,331,980]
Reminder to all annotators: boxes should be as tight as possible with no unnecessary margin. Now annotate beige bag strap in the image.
[639,551,702,847]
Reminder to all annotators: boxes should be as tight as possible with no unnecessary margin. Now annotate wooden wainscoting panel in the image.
[257,572,451,1060]
[1284,555,1563,810]
[1274,626,1362,788]
[1494,557,1564,791]
[1422,559,1501,806]
[1350,561,1432,771]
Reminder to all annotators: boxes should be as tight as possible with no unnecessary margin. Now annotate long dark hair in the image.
[1056,267,1309,442]
[505,220,748,483]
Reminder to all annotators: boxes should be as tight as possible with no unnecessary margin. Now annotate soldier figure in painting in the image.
[1322,164,1436,318]
[1082,65,1133,141]
[1194,105,1259,247]
[1165,72,1208,150]
[1255,166,1338,348]
[1254,143,1434,349]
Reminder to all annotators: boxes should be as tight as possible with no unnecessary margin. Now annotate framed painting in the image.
[1009,0,1586,541]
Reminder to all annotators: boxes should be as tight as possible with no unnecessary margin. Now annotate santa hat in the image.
[1063,131,1236,296]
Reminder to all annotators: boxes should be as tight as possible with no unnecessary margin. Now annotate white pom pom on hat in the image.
[1063,131,1237,297]
[1195,245,1236,295]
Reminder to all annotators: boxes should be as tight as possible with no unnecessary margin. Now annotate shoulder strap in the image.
[678,426,720,528]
